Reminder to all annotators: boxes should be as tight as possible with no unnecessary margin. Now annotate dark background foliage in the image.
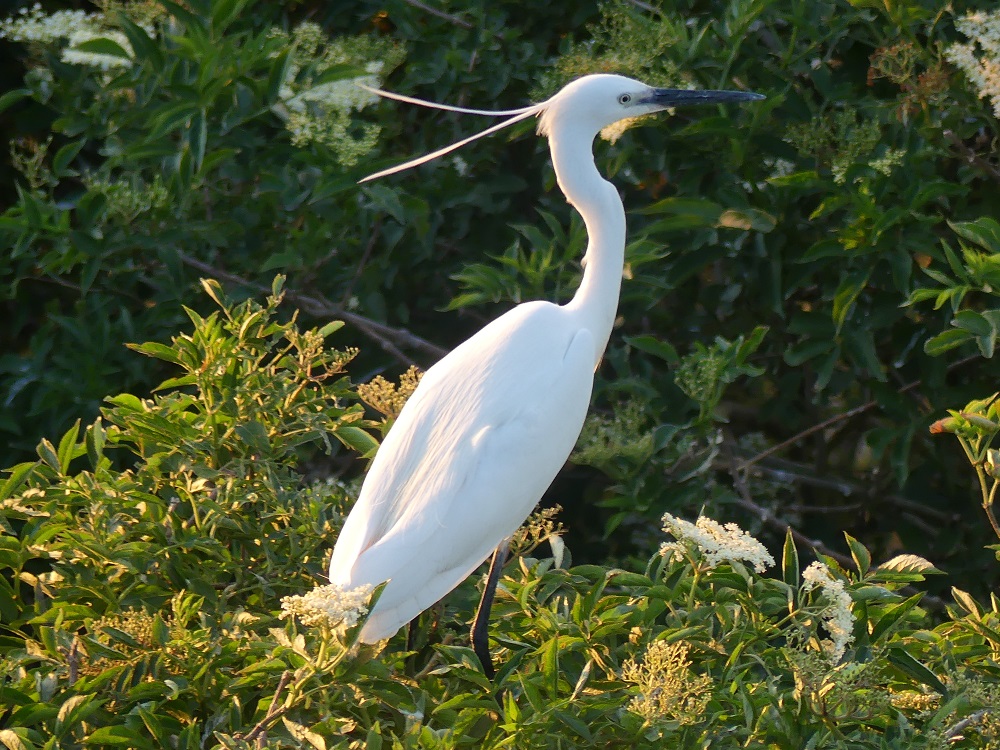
[2,0,999,599]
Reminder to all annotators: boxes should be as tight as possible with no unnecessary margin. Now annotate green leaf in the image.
[56,420,81,475]
[783,338,834,366]
[924,328,971,356]
[72,37,133,60]
[844,533,871,576]
[952,588,982,617]
[0,729,37,750]
[0,462,38,502]
[869,594,926,642]
[56,695,103,735]
[52,140,86,177]
[126,342,184,366]
[624,335,678,364]
[782,528,799,590]
[200,278,226,308]
[717,207,776,233]
[116,14,162,66]
[950,218,1000,254]
[0,89,30,116]
[832,272,870,334]
[36,438,61,474]
[85,726,153,747]
[318,320,345,338]
[280,717,326,750]
[953,309,993,337]
[879,554,943,576]
[887,646,947,694]
[336,426,379,456]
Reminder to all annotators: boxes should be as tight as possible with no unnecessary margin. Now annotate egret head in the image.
[537,73,765,140]
[359,74,763,183]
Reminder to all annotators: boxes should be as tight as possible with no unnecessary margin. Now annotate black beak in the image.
[645,88,765,106]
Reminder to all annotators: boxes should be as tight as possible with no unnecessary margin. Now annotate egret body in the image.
[329,74,762,654]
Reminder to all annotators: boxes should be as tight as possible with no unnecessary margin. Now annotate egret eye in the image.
[618,93,632,105]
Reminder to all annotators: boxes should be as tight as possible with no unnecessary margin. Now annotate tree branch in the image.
[943,129,1000,183]
[240,670,293,745]
[739,354,981,471]
[175,252,448,367]
[401,0,473,28]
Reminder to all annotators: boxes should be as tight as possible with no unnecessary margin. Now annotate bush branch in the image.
[175,252,447,366]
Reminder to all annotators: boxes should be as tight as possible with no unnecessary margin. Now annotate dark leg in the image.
[471,538,510,680]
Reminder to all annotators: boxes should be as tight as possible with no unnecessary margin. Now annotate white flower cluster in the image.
[660,513,775,573]
[946,10,1000,118]
[62,29,134,70]
[0,4,135,70]
[283,62,383,116]
[801,561,855,664]
[0,4,94,44]
[279,583,373,631]
[269,22,403,165]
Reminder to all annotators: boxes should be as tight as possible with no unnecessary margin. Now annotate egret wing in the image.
[329,302,596,640]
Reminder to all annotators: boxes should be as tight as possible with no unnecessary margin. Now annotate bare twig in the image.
[340,218,381,310]
[66,639,79,684]
[724,442,947,610]
[240,670,293,745]
[739,353,981,471]
[722,453,953,524]
[943,129,1000,183]
[944,709,990,741]
[627,0,660,12]
[402,0,473,28]
[175,252,447,367]
[725,450,855,569]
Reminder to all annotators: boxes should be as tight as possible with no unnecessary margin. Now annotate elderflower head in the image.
[0,5,96,43]
[801,561,855,664]
[279,583,373,632]
[946,10,1000,118]
[622,639,712,726]
[62,29,133,69]
[661,513,775,573]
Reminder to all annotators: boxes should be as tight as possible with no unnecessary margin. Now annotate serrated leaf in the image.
[952,587,982,617]
[950,217,1000,254]
[36,439,61,473]
[0,729,34,750]
[281,717,326,750]
[879,554,943,575]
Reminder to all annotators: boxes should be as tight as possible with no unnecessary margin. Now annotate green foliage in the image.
[3,0,1000,742]
[4,351,1000,748]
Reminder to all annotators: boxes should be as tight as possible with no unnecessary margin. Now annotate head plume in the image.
[358,84,548,183]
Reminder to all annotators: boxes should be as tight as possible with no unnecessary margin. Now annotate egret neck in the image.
[553,127,627,369]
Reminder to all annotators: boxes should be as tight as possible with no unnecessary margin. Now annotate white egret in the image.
[329,74,762,675]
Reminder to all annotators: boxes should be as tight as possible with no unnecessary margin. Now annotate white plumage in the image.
[328,74,763,644]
